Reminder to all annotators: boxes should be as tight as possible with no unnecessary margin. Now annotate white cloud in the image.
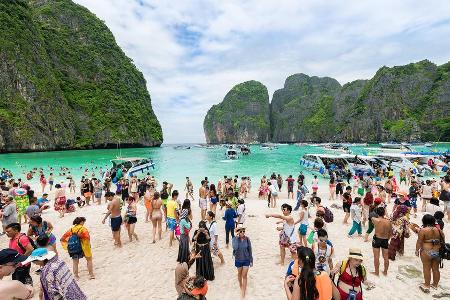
[73,0,450,143]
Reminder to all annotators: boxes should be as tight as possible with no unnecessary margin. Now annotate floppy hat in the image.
[348,248,364,261]
[397,190,408,197]
[0,249,27,265]
[22,248,56,265]
[235,223,246,233]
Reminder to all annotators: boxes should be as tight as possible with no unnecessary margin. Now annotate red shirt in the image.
[9,233,30,255]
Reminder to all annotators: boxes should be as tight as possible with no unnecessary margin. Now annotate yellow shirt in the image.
[166,199,178,219]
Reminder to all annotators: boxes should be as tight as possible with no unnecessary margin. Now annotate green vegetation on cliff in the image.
[0,0,162,152]
[204,81,270,144]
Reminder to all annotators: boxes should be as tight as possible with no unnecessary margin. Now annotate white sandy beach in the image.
[2,179,450,300]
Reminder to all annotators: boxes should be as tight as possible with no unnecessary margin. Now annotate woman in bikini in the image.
[125,196,138,242]
[149,191,163,243]
[143,185,154,223]
[209,184,218,215]
[416,214,445,293]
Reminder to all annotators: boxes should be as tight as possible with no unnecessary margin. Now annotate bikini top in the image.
[339,267,362,288]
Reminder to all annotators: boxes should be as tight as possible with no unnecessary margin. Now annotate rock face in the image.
[271,74,341,142]
[204,60,450,143]
[0,0,162,152]
[203,81,270,143]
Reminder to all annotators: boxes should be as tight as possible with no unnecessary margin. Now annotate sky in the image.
[74,0,450,144]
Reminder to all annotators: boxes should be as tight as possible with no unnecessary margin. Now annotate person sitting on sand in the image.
[266,203,297,265]
[102,191,122,247]
[284,246,339,300]
[60,217,95,280]
[175,251,202,297]
[371,207,392,276]
[415,214,445,294]
[331,248,375,300]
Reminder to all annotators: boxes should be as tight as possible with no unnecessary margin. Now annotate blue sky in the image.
[74,0,450,144]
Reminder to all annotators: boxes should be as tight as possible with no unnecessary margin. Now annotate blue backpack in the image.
[67,228,83,255]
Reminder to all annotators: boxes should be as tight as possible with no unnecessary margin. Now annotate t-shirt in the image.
[269,185,278,195]
[9,234,30,255]
[37,197,49,207]
[208,221,218,246]
[350,204,362,223]
[1,203,17,226]
[25,204,40,218]
[236,204,246,224]
[286,178,295,189]
[343,192,352,205]
[166,200,178,219]
[175,262,189,295]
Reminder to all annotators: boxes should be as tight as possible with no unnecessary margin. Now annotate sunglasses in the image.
[238,230,245,233]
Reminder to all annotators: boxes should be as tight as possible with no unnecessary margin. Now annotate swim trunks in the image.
[110,216,122,232]
[343,203,351,213]
[335,184,343,195]
[210,197,218,204]
[199,198,207,210]
[372,235,389,249]
[167,217,177,231]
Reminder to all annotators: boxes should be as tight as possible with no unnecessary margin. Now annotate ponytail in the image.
[297,247,319,300]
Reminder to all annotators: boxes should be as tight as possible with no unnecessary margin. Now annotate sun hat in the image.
[22,248,56,265]
[348,248,364,261]
[235,223,246,233]
[397,190,408,197]
[0,249,27,265]
[374,197,382,205]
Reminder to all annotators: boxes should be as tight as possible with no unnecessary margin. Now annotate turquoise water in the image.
[0,143,449,189]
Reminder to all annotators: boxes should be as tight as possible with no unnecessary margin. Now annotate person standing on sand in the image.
[268,182,279,208]
[102,191,122,247]
[277,174,283,192]
[6,223,34,285]
[185,177,194,201]
[60,217,95,280]
[144,184,154,223]
[266,203,296,265]
[192,221,215,281]
[285,175,295,200]
[416,214,445,294]
[371,207,392,276]
[342,186,352,224]
[348,197,362,238]
[124,196,139,242]
[150,192,163,243]
[166,191,179,246]
[232,224,252,300]
[199,180,208,220]
[0,249,34,300]
[206,211,225,264]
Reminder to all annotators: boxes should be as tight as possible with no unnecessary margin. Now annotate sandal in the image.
[419,284,430,293]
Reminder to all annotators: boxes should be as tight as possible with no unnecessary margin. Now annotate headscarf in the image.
[179,209,189,220]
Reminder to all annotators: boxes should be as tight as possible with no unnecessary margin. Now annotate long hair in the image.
[298,247,319,300]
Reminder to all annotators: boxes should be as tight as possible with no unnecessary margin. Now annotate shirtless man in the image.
[102,191,122,247]
[185,177,194,201]
[199,180,208,220]
[371,207,392,276]
[0,249,34,300]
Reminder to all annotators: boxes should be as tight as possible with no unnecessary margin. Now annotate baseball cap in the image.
[0,249,27,265]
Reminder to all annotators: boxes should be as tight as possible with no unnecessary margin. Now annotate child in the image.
[348,197,362,237]
[295,200,309,247]
[185,275,208,299]
[76,196,86,208]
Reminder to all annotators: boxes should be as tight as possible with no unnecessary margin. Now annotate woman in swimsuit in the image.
[384,177,393,203]
[209,184,218,215]
[329,176,336,201]
[143,185,154,223]
[416,214,445,293]
[149,191,163,243]
[125,196,138,242]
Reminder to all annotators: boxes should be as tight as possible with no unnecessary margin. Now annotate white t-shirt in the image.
[269,185,278,195]
[237,204,246,224]
[270,179,278,187]
[208,221,218,247]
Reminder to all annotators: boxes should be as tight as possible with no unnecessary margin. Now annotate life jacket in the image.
[292,259,300,277]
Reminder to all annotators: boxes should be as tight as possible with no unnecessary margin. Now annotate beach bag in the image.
[67,228,83,256]
[17,234,37,253]
[307,231,315,245]
[323,207,334,223]
[279,225,294,247]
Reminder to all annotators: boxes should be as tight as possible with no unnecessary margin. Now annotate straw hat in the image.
[235,223,246,233]
[397,190,408,197]
[348,248,364,261]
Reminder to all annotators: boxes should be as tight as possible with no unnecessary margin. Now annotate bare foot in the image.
[382,270,388,276]
[75,275,80,280]
[152,240,156,243]
[370,271,379,276]
[89,274,96,280]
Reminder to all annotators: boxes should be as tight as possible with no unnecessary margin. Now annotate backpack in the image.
[335,259,366,284]
[17,234,37,253]
[439,230,450,268]
[67,228,83,256]
[323,207,334,223]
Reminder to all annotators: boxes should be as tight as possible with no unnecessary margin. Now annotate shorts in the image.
[210,197,218,204]
[299,224,308,236]
[94,192,102,199]
[211,244,219,256]
[199,198,207,210]
[70,252,84,260]
[235,260,250,268]
[127,216,137,224]
[336,185,343,195]
[49,181,54,185]
[444,201,450,212]
[271,191,278,197]
[288,187,293,193]
[110,216,123,232]
[409,197,417,209]
[84,192,92,198]
[343,203,351,213]
[372,235,389,249]
[167,217,177,231]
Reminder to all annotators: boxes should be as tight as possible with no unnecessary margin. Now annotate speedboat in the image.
[226,149,238,160]
[260,143,278,150]
[300,154,374,177]
[323,143,351,154]
[106,157,155,179]
[240,145,251,155]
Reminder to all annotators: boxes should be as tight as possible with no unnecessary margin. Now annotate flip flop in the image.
[419,284,430,293]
